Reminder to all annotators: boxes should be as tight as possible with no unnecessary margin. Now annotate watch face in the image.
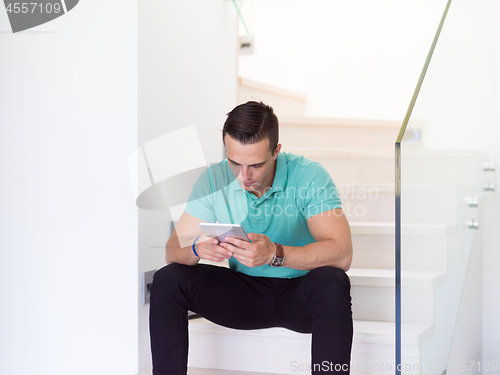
[270,256,285,267]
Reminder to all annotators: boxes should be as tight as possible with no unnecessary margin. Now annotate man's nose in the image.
[240,167,250,180]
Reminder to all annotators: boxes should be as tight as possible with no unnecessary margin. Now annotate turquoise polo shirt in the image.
[184,152,342,278]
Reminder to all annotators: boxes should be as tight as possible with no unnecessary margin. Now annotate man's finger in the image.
[199,236,219,245]
[210,246,232,259]
[232,252,250,264]
[224,236,250,249]
[221,242,246,256]
[203,255,226,262]
[220,241,238,252]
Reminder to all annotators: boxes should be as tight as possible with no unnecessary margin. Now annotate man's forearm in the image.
[165,234,200,266]
[281,240,352,272]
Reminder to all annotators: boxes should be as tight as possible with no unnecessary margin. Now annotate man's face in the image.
[224,135,281,197]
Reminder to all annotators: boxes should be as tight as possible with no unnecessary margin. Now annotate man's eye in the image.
[252,165,263,168]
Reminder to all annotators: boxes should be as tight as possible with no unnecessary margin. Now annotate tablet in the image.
[199,223,250,243]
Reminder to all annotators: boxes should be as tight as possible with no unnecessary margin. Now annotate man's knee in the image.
[303,266,351,298]
[151,263,192,296]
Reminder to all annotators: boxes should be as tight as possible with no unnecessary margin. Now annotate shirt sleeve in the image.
[184,168,217,223]
[299,162,342,220]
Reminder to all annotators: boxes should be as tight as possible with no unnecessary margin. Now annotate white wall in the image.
[137,1,238,371]
[409,0,499,154]
[0,2,138,375]
[238,0,447,120]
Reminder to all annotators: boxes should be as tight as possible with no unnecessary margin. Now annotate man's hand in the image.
[166,212,234,266]
[221,233,275,268]
[194,235,233,263]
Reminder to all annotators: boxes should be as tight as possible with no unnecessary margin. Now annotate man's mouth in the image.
[243,181,255,187]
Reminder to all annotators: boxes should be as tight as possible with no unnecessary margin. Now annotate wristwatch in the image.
[269,243,285,267]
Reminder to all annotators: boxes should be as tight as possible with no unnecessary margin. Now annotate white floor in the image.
[136,368,280,375]
[189,369,281,375]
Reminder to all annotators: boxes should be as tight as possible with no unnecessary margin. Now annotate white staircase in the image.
[138,80,493,375]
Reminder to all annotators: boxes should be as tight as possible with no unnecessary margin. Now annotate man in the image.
[150,101,353,375]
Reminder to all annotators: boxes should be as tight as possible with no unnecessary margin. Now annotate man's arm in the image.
[282,208,352,271]
[221,208,352,272]
[165,211,233,266]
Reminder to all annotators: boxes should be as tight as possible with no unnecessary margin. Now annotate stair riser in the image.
[351,234,448,272]
[286,151,484,185]
[352,286,434,324]
[237,79,306,118]
[324,159,480,185]
[340,189,459,224]
[188,332,309,374]
[188,330,421,375]
[238,89,306,117]
[311,156,394,184]
[353,343,421,375]
[339,185,395,222]
[280,125,398,149]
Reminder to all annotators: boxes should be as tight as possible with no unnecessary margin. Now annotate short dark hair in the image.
[222,101,279,153]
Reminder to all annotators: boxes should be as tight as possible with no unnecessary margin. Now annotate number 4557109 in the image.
[6,2,62,14]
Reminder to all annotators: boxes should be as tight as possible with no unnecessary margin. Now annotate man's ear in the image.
[274,143,282,159]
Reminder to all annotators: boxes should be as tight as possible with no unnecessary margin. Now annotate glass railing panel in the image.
[397,0,493,373]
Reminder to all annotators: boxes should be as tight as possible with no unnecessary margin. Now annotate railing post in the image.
[395,142,402,375]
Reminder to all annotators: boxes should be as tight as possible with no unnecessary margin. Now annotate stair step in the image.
[281,147,488,185]
[355,320,433,346]
[192,222,454,273]
[283,146,394,184]
[347,268,446,288]
[337,183,394,220]
[351,231,449,272]
[188,316,433,345]
[284,146,394,158]
[337,182,460,223]
[279,117,401,149]
[196,266,436,324]
[350,222,456,272]
[350,221,457,236]
[237,77,307,117]
[200,223,453,274]
[352,285,434,324]
[187,318,433,374]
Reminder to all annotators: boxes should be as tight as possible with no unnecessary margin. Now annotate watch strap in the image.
[269,242,285,267]
[275,243,284,258]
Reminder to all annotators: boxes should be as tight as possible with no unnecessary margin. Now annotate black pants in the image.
[149,264,353,375]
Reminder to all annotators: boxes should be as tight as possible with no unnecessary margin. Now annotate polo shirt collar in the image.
[270,152,287,193]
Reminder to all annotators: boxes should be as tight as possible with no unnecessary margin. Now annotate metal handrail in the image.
[232,0,251,39]
[395,0,453,144]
